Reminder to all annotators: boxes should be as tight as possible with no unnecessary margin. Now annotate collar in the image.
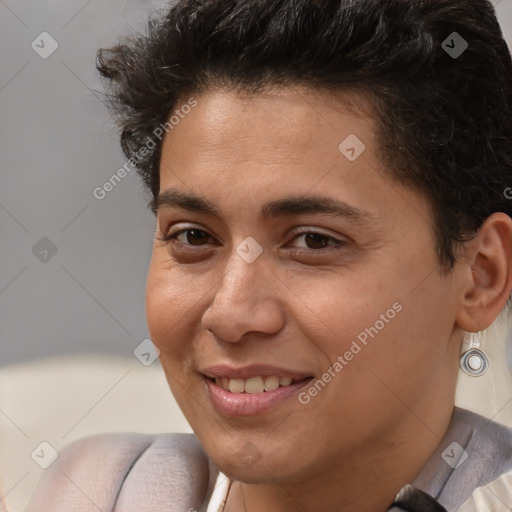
[393,407,512,511]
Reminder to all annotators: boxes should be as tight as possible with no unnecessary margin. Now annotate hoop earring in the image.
[460,332,489,377]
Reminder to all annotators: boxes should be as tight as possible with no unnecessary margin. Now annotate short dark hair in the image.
[97,0,512,269]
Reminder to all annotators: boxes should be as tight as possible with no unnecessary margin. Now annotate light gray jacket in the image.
[25,408,512,511]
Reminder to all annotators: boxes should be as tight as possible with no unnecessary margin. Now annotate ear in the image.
[456,212,512,333]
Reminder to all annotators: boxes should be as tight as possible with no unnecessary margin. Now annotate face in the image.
[146,86,462,484]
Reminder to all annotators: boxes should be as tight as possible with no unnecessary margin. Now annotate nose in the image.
[201,249,285,343]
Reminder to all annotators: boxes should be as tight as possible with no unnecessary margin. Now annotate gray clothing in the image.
[25,407,512,511]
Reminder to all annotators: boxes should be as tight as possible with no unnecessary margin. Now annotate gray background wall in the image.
[1,0,511,367]
[0,0,171,367]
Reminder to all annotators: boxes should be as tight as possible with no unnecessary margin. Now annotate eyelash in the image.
[155,226,346,252]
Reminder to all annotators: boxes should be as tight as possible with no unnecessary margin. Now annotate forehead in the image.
[170,86,372,139]
[158,87,432,225]
[159,86,378,185]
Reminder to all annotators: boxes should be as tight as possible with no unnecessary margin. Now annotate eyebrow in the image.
[152,188,375,224]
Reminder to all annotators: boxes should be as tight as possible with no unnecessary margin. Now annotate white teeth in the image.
[228,379,245,393]
[244,377,265,394]
[215,376,295,393]
[264,376,280,391]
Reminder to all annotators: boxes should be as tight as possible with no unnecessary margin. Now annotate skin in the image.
[145,86,512,512]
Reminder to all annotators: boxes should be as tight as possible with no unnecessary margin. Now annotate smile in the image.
[213,375,295,393]
[203,372,313,416]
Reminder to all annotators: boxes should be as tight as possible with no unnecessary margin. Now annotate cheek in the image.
[335,282,456,413]
[145,258,204,357]
[284,268,400,357]
[289,262,452,404]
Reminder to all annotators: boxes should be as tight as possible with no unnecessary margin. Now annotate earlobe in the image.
[456,212,512,333]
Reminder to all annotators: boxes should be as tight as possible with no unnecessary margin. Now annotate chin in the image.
[205,442,312,485]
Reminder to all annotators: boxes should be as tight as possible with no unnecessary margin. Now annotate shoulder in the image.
[25,432,216,512]
[456,409,512,511]
[437,408,512,511]
[459,408,512,473]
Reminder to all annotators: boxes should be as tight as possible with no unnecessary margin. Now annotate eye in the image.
[157,227,214,246]
[288,231,345,250]
[155,226,346,253]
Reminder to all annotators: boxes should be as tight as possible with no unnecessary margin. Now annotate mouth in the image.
[206,375,305,393]
[202,367,314,416]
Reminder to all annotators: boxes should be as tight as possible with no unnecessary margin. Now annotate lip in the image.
[203,370,313,417]
[202,364,311,381]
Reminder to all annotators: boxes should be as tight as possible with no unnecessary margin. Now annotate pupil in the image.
[306,233,328,249]
[187,229,207,245]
